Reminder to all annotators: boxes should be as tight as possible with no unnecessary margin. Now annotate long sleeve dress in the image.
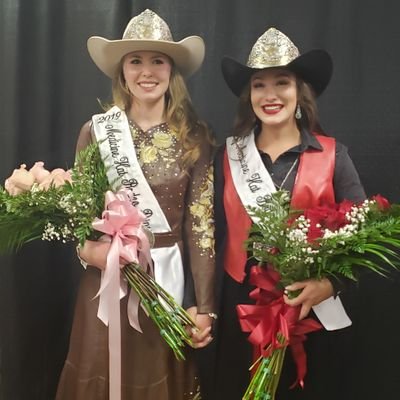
[56,120,215,400]
[209,129,366,400]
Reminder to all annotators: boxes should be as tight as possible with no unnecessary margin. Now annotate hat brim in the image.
[221,49,333,97]
[87,36,205,78]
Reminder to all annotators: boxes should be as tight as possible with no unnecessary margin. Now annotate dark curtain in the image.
[1,1,399,399]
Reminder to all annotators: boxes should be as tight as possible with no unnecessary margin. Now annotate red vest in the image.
[223,135,336,283]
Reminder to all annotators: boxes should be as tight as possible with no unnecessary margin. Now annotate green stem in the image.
[122,263,196,360]
[243,335,287,400]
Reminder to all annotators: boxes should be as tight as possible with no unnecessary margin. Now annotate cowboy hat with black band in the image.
[87,9,205,79]
[221,27,333,97]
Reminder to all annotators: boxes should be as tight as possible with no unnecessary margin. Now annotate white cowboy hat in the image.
[87,9,205,78]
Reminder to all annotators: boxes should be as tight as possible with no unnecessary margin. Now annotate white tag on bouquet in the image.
[312,296,352,331]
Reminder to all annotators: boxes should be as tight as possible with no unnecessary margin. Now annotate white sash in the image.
[92,106,184,305]
[226,132,351,331]
[226,131,276,224]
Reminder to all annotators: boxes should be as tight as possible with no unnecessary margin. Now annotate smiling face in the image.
[122,50,172,107]
[250,68,298,130]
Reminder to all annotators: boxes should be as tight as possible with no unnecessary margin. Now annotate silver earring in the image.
[295,104,302,119]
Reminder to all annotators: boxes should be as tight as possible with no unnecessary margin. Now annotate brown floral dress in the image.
[55,121,215,400]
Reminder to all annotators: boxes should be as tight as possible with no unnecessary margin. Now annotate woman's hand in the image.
[283,278,334,320]
[186,306,213,348]
[78,239,111,270]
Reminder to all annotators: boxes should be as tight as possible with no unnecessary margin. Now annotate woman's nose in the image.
[263,89,277,102]
[140,64,153,77]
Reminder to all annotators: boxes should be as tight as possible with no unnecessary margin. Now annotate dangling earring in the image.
[295,104,302,120]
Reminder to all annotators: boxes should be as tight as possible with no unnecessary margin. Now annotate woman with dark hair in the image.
[210,27,366,399]
[56,9,215,400]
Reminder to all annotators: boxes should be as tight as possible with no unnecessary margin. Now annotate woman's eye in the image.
[130,59,141,64]
[153,58,164,64]
[277,80,289,86]
[252,82,264,89]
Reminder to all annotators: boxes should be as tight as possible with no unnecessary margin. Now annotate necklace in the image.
[272,156,299,190]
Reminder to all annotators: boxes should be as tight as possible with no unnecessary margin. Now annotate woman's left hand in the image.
[283,278,334,320]
[186,306,213,348]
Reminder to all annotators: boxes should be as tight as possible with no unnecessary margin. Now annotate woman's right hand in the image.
[186,306,213,349]
[283,278,334,320]
[78,239,112,270]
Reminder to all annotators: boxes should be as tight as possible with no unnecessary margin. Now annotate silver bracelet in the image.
[76,245,88,269]
[207,312,218,320]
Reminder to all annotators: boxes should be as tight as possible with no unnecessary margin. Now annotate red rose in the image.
[307,223,323,242]
[302,201,354,242]
[269,247,280,255]
[371,194,390,210]
[304,204,347,231]
[338,199,354,215]
[324,210,346,230]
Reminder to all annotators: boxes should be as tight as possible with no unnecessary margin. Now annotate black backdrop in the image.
[1,1,400,399]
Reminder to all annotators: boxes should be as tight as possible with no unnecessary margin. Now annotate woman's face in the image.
[250,68,298,129]
[122,50,172,106]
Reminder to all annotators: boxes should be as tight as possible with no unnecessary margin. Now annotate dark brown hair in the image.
[232,72,322,137]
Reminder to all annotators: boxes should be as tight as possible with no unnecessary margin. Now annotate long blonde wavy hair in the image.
[111,57,213,168]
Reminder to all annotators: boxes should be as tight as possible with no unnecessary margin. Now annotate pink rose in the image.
[4,179,24,195]
[64,170,73,184]
[38,168,72,190]
[29,161,50,183]
[51,169,72,188]
[4,164,35,195]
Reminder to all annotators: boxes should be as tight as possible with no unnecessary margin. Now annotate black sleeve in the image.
[213,144,229,311]
[333,142,366,203]
[214,144,227,254]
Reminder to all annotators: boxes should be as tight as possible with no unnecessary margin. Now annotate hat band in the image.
[248,55,297,69]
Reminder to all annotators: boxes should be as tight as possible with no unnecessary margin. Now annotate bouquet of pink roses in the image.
[0,144,196,360]
[240,190,400,400]
[5,162,72,194]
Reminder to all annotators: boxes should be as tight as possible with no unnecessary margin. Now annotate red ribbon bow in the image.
[237,266,322,388]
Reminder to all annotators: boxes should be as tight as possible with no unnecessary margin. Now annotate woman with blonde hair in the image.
[56,9,215,400]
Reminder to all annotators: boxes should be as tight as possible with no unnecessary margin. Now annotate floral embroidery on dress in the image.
[189,165,215,256]
[129,122,180,168]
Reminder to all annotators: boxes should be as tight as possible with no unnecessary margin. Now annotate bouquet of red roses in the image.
[240,190,400,399]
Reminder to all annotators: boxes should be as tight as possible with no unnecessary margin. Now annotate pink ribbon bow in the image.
[92,189,152,400]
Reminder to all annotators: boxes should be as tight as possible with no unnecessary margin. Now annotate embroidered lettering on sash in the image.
[226,131,276,223]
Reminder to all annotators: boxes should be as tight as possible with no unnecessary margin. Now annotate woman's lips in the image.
[262,104,283,115]
[138,81,158,89]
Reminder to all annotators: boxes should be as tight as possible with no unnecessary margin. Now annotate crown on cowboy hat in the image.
[87,9,205,78]
[221,27,333,97]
